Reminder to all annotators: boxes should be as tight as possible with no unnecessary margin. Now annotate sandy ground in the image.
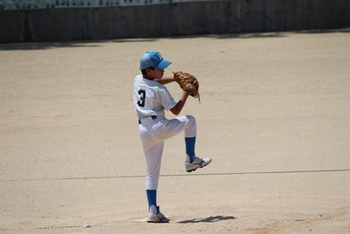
[1,29,350,234]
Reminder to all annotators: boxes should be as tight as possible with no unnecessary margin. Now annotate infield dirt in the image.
[1,29,349,233]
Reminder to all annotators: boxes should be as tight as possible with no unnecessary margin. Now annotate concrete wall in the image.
[1,0,350,43]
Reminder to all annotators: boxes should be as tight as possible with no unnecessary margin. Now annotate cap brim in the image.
[156,60,172,69]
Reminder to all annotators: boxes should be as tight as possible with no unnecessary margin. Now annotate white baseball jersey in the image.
[133,74,176,119]
[133,74,197,191]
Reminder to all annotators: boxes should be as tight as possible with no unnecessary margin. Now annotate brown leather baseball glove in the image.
[173,71,200,103]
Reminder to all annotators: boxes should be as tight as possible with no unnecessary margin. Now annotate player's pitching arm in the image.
[170,91,191,115]
[155,76,191,115]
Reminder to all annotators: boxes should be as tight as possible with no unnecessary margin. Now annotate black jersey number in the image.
[137,90,146,107]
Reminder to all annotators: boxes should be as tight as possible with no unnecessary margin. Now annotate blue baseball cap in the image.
[140,51,172,70]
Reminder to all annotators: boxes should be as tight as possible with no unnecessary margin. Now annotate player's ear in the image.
[146,67,154,74]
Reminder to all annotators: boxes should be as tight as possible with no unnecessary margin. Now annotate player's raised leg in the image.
[161,115,212,172]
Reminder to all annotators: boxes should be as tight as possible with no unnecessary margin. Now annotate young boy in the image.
[133,51,212,223]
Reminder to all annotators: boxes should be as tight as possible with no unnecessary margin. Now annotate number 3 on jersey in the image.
[137,90,146,107]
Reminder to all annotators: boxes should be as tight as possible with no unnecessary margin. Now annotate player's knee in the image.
[186,115,196,127]
[184,115,196,137]
[186,114,196,122]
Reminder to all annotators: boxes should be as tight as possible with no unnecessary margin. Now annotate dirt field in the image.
[1,29,350,234]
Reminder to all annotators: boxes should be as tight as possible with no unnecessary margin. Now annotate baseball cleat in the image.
[185,156,212,172]
[147,207,170,223]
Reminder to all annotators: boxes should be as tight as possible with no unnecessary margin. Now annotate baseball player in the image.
[133,51,212,223]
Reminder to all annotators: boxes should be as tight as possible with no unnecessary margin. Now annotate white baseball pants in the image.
[138,115,196,190]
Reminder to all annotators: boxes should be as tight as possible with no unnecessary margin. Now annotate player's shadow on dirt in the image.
[178,215,236,223]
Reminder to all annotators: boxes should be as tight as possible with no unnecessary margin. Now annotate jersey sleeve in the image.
[158,86,177,111]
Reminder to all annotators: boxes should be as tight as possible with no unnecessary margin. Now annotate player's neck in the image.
[143,75,155,80]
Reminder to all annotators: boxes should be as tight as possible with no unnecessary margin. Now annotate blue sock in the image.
[185,137,196,163]
[146,190,157,212]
